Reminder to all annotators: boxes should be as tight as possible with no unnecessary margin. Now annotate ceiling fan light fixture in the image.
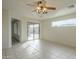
[37,7,41,10]
[36,7,47,14]
[43,8,47,11]
[26,0,56,15]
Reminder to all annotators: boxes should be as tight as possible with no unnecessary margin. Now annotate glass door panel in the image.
[34,24,40,39]
[27,23,40,40]
[28,24,34,40]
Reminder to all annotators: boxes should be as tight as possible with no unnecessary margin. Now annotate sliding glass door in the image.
[34,24,40,40]
[27,23,40,40]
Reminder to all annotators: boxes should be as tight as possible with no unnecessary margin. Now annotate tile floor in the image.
[2,40,76,59]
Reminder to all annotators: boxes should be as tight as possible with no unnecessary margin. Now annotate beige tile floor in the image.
[2,40,76,59]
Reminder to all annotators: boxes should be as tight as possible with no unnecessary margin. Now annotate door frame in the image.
[27,22,40,40]
[11,18,21,46]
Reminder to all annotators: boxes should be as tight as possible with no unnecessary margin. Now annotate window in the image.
[52,18,76,27]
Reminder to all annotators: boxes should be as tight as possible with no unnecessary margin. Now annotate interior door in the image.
[27,23,40,40]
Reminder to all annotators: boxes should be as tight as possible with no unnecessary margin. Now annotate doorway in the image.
[11,19,21,46]
[27,23,40,40]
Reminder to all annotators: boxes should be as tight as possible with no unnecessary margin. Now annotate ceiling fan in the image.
[26,0,56,14]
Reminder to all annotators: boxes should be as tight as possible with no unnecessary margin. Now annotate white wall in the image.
[41,13,76,47]
[9,10,42,42]
[2,9,11,48]
[3,8,75,48]
[2,9,41,48]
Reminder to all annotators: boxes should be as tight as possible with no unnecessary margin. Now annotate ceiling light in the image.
[26,0,56,15]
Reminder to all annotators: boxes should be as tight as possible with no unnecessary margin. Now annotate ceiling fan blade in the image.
[26,4,35,6]
[46,7,56,10]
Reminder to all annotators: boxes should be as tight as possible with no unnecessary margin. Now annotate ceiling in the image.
[2,0,76,20]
